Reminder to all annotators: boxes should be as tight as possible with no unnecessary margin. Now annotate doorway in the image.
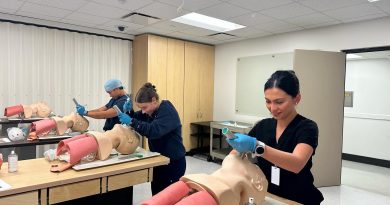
[342,46,390,196]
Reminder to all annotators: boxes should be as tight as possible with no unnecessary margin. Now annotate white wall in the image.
[214,16,390,124]
[343,59,390,160]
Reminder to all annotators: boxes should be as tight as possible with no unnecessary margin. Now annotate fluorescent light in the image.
[346,54,363,59]
[172,12,245,32]
[368,0,380,2]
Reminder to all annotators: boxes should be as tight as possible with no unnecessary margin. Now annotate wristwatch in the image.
[254,141,266,157]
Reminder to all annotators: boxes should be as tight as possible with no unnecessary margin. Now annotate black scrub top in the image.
[103,94,127,131]
[249,114,324,204]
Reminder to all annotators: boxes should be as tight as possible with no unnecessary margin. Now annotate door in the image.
[198,44,214,121]
[183,42,201,150]
[294,49,346,187]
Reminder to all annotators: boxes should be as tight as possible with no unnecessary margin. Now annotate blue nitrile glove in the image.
[226,133,257,153]
[76,105,87,116]
[118,112,132,125]
[123,98,132,113]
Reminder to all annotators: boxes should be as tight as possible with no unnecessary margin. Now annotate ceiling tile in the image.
[229,12,276,26]
[27,0,89,11]
[64,12,110,26]
[151,20,198,32]
[16,10,62,21]
[206,33,237,41]
[18,2,73,18]
[199,3,250,19]
[166,32,220,44]
[299,0,364,12]
[101,19,144,31]
[0,0,24,10]
[0,7,11,13]
[137,2,188,20]
[323,3,385,21]
[132,26,172,36]
[217,37,247,44]
[284,12,338,27]
[121,13,161,26]
[259,3,316,20]
[78,2,131,19]
[302,20,341,29]
[341,12,388,23]
[226,27,271,38]
[61,18,99,28]
[91,0,153,11]
[229,0,294,11]
[372,0,390,13]
[156,0,221,12]
[255,19,303,33]
[180,27,217,37]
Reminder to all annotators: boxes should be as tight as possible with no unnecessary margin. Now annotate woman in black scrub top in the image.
[227,70,324,204]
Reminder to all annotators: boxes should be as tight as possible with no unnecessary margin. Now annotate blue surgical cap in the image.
[104,79,123,92]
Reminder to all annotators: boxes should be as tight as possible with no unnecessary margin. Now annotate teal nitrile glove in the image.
[123,98,132,113]
[118,112,132,125]
[76,105,87,116]
[226,133,257,153]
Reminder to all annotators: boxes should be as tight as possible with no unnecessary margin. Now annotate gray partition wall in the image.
[294,49,346,187]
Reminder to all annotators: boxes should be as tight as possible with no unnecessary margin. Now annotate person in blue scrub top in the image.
[76,79,129,131]
[227,70,324,205]
[118,82,186,195]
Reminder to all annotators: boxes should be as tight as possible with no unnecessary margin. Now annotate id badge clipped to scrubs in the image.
[271,166,280,186]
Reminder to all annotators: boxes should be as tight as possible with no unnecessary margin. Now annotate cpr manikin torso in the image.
[4,102,52,118]
[141,151,268,205]
[87,124,140,160]
[28,112,89,140]
[181,151,268,205]
[51,124,140,172]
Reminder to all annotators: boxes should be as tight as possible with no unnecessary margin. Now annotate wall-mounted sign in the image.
[344,91,353,107]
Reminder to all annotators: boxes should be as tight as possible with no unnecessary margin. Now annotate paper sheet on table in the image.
[0,179,12,191]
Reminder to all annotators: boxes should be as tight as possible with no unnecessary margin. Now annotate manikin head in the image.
[135,83,160,116]
[181,150,268,205]
[104,79,125,99]
[264,70,301,121]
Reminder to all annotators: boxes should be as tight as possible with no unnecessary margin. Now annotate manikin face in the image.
[136,97,158,116]
[264,87,300,120]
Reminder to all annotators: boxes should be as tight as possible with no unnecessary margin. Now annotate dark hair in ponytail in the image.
[135,82,159,103]
[264,70,300,97]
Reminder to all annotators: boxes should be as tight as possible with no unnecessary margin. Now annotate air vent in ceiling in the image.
[207,33,237,41]
[121,12,161,25]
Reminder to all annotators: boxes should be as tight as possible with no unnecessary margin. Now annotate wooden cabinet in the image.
[132,34,214,151]
[48,179,101,204]
[0,191,38,205]
[183,42,214,150]
[107,169,149,191]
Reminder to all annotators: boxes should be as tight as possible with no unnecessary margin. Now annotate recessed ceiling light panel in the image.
[172,12,245,32]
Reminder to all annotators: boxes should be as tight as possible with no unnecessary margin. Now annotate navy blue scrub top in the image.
[103,94,128,131]
[129,100,186,161]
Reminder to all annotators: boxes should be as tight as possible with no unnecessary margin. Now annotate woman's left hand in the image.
[118,112,132,125]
